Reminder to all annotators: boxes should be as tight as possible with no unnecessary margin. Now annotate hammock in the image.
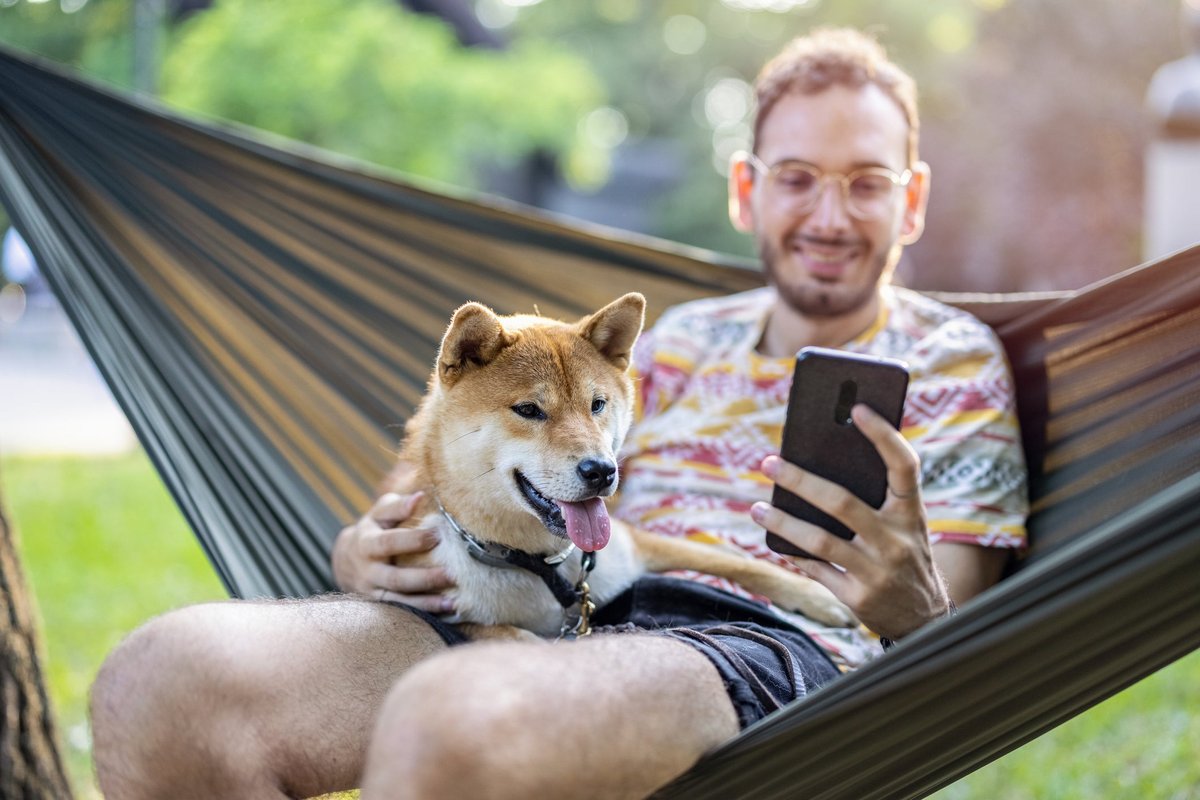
[1,47,1197,800]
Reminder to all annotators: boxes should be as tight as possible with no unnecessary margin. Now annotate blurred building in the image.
[1145,1,1200,260]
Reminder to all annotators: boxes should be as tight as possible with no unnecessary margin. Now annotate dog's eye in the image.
[591,398,606,415]
[512,403,546,420]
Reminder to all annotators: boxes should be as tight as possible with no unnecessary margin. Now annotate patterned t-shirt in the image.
[613,285,1029,668]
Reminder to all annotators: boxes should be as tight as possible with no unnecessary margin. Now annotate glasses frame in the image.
[744,152,913,221]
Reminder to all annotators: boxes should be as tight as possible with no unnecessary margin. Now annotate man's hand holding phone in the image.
[754,404,951,640]
[754,349,953,641]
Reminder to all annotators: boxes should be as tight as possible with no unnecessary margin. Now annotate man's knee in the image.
[362,643,546,799]
[94,602,250,726]
[90,602,277,797]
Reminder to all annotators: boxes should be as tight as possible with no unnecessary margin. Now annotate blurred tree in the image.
[0,0,607,189]
[0,0,138,89]
[158,0,606,188]
[167,0,508,47]
[0,493,74,800]
[401,0,506,48]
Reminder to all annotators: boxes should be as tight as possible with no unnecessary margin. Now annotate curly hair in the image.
[753,28,919,165]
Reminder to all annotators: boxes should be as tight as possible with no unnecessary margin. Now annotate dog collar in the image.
[435,495,586,609]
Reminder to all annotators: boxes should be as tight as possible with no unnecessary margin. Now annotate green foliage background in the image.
[158,0,607,185]
[0,0,135,86]
[0,0,607,190]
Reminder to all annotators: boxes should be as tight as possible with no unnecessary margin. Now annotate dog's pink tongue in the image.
[556,497,611,552]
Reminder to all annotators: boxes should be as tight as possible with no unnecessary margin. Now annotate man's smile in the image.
[788,234,864,281]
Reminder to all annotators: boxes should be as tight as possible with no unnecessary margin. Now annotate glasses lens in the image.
[847,171,900,219]
[770,163,820,198]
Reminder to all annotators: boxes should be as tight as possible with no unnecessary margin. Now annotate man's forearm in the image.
[931,542,1008,606]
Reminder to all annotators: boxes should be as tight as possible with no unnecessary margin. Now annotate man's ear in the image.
[898,161,931,246]
[579,293,645,370]
[727,151,757,234]
[438,302,513,386]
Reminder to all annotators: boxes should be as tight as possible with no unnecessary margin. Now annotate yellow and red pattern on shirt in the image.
[613,286,1029,667]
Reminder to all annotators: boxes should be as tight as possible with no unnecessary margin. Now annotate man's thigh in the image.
[92,594,451,799]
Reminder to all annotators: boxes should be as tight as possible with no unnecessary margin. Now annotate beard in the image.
[758,233,891,318]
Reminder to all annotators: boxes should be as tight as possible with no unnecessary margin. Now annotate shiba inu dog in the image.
[389,293,856,639]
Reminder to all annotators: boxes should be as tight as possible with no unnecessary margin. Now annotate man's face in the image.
[733,84,926,319]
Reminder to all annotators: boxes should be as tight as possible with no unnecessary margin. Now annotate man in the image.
[90,28,1026,800]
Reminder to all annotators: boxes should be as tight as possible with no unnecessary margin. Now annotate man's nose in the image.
[577,458,616,491]
[807,177,853,231]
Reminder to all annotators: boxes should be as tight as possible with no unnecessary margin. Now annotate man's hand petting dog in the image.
[752,403,953,642]
[333,491,456,613]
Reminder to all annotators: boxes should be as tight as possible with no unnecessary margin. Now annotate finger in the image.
[751,500,862,569]
[374,589,456,615]
[850,404,921,501]
[369,492,408,517]
[761,455,875,542]
[360,526,439,559]
[369,491,426,526]
[366,563,454,595]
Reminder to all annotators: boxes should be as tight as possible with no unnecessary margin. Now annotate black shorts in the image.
[393,575,841,730]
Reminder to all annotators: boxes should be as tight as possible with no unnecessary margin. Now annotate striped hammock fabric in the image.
[1,46,1197,799]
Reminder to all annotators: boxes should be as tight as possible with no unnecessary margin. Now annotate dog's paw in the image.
[795,592,858,628]
[775,582,858,628]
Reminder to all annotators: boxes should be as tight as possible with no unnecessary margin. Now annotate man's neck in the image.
[756,291,883,358]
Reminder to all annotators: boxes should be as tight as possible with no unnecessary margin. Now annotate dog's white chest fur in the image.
[424,512,644,637]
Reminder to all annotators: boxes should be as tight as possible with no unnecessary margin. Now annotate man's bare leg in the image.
[361,634,740,800]
[90,596,449,800]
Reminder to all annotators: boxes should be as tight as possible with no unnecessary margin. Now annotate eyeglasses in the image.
[744,153,911,221]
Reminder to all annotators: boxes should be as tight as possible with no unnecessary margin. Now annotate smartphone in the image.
[767,347,910,558]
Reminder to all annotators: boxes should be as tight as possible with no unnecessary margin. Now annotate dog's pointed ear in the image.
[438,302,513,386]
[578,293,645,369]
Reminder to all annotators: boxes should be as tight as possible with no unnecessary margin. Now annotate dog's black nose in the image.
[577,458,616,491]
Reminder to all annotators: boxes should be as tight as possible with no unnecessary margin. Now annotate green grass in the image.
[1,452,226,799]
[1,451,1198,799]
[930,655,1200,800]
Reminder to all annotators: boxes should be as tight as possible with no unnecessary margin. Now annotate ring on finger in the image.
[888,485,918,500]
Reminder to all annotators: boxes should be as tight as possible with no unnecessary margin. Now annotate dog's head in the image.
[423,293,645,553]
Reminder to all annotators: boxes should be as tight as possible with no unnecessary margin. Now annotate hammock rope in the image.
[1,46,1197,799]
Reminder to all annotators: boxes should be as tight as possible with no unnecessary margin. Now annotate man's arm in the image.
[933,542,1007,607]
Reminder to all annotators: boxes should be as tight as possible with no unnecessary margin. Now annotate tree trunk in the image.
[0,491,73,800]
